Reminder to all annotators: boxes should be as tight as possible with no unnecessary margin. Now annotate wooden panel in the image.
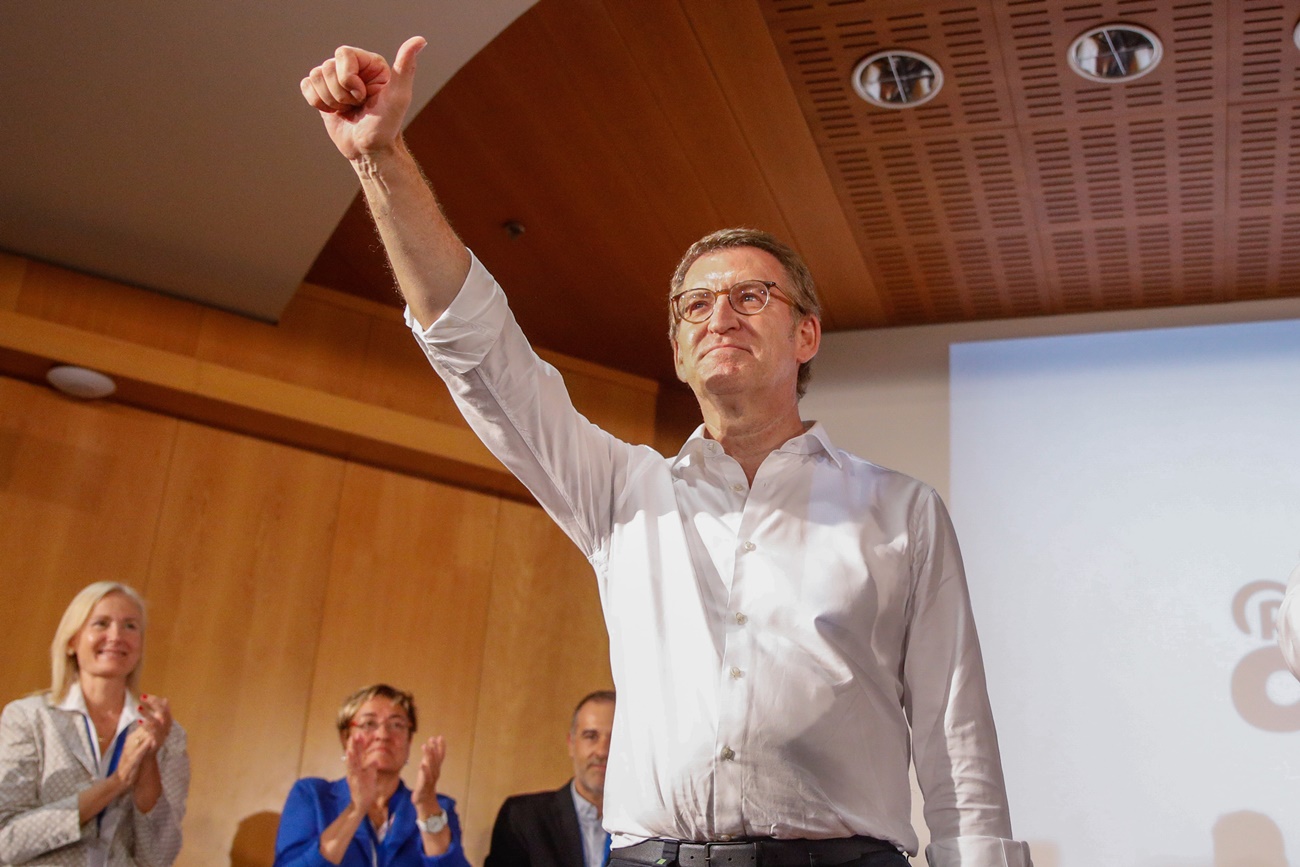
[680,0,886,329]
[0,375,174,703]
[0,251,23,311]
[464,498,611,864]
[298,464,500,814]
[196,289,373,399]
[404,3,684,385]
[142,421,346,867]
[352,310,469,429]
[0,307,531,500]
[16,259,205,358]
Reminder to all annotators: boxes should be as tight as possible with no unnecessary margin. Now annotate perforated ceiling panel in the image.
[761,0,1300,324]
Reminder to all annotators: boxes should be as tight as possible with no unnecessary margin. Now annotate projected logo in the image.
[1231,580,1300,732]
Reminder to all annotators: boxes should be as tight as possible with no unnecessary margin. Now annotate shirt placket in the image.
[712,454,767,837]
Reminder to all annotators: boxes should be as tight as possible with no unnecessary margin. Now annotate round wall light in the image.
[851,49,944,109]
[46,364,117,399]
[1067,23,1163,83]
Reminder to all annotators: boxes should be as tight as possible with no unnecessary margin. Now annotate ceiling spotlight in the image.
[46,364,116,400]
[851,50,943,109]
[1068,23,1163,83]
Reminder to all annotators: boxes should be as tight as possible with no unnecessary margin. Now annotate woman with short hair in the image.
[274,684,470,867]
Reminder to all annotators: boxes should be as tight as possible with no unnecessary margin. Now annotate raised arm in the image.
[301,37,470,328]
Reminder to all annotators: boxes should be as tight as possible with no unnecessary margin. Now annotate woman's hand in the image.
[131,694,174,813]
[113,724,158,789]
[412,735,451,855]
[343,729,381,814]
[136,694,172,744]
[411,734,444,814]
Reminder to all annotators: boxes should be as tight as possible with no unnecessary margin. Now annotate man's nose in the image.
[707,296,739,331]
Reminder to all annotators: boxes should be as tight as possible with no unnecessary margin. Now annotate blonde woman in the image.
[0,582,189,866]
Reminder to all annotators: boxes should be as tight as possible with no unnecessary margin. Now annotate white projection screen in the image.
[949,318,1300,867]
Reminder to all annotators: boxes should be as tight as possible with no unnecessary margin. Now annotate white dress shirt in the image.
[1280,564,1300,679]
[407,251,1030,867]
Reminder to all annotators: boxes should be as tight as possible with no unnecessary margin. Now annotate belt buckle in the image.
[705,842,757,867]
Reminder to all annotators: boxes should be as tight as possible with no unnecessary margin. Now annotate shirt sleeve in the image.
[902,488,1033,867]
[423,794,472,867]
[0,700,88,865]
[405,250,629,558]
[1279,566,1300,679]
[274,779,335,867]
[131,722,190,867]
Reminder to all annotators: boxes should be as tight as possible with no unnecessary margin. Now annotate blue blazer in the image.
[274,777,470,867]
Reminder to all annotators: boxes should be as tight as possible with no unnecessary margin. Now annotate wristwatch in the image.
[418,810,449,834]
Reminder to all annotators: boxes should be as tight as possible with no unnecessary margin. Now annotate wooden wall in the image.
[0,251,652,867]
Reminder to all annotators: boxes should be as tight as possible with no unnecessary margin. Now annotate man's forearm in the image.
[352,139,471,329]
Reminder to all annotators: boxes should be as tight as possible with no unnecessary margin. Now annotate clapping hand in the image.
[136,694,172,744]
[412,734,445,816]
[344,729,382,814]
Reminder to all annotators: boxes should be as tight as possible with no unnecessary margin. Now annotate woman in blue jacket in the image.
[274,684,470,867]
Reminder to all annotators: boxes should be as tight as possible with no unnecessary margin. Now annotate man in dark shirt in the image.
[486,692,615,867]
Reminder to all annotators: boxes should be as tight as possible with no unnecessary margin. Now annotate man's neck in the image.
[698,396,806,484]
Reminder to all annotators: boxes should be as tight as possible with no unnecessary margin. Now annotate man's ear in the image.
[671,336,688,383]
[796,315,821,364]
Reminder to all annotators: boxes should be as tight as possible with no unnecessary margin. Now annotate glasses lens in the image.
[676,289,716,322]
[354,719,410,735]
[730,281,770,314]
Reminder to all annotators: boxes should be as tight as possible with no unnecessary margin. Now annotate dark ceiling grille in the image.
[756,0,1288,330]
[1234,0,1299,101]
[765,0,1013,141]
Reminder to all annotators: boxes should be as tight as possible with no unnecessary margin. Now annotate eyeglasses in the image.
[350,718,411,736]
[669,280,795,324]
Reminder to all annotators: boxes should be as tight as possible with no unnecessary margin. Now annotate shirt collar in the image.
[57,681,141,728]
[569,779,602,826]
[672,420,843,470]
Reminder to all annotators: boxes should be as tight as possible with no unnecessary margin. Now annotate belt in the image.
[611,837,898,867]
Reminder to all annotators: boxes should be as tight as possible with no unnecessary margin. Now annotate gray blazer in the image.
[0,695,189,867]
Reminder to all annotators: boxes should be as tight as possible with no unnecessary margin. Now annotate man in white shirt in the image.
[301,36,1031,867]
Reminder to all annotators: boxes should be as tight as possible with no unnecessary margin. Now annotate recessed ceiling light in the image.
[46,364,116,399]
[1067,23,1163,83]
[851,50,943,110]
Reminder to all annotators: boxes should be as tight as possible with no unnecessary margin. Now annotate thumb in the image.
[392,36,427,81]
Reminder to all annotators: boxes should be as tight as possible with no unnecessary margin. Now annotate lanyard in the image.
[80,717,130,828]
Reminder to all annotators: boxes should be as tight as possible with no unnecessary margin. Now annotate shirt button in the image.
[734,612,748,625]
[742,541,756,552]
[731,483,745,494]
[720,746,735,761]
[730,666,743,679]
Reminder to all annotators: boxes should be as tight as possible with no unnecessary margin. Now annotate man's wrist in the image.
[351,139,411,179]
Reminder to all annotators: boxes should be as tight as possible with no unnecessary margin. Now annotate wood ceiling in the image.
[306,0,1300,385]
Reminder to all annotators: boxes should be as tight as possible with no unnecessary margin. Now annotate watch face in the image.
[422,812,448,834]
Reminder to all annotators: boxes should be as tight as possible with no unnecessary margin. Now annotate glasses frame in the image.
[349,717,412,737]
[669,280,796,324]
